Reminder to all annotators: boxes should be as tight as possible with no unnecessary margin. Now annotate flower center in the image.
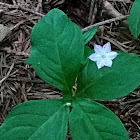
[101,55,106,58]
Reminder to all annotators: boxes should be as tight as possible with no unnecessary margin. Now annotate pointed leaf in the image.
[83,26,97,44]
[26,9,84,94]
[69,98,129,140]
[0,99,69,140]
[77,51,140,100]
[128,0,140,37]
[80,46,92,72]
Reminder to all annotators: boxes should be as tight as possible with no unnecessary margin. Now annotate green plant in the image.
[1,8,140,140]
[128,0,140,37]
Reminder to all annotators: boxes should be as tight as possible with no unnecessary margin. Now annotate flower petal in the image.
[106,51,118,60]
[96,60,105,69]
[104,58,112,67]
[88,53,102,61]
[94,44,104,55]
[103,42,111,53]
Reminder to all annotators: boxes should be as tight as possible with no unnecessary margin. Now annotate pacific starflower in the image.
[89,42,118,69]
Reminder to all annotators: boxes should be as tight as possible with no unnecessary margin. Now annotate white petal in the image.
[106,51,118,60]
[94,44,104,55]
[96,60,105,69]
[104,58,112,67]
[88,53,102,61]
[103,42,111,53]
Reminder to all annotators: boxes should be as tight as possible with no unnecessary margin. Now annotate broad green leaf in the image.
[84,46,93,58]
[83,26,97,44]
[128,0,140,37]
[26,9,84,94]
[69,98,129,140]
[76,51,140,100]
[80,46,92,72]
[0,99,69,140]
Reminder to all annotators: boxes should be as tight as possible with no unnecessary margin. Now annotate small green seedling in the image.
[1,8,140,140]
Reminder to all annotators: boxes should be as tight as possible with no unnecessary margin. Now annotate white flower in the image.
[88,42,118,69]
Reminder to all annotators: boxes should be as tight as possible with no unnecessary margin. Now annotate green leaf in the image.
[80,46,92,72]
[26,9,84,94]
[83,26,97,44]
[77,51,140,100]
[69,98,129,140]
[128,0,140,37]
[0,99,69,140]
[84,46,93,58]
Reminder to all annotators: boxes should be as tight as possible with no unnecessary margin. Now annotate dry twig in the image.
[0,2,44,17]
[82,14,128,32]
[99,36,128,52]
[0,63,14,85]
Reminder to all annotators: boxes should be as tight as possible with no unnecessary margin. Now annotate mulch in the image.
[0,0,140,139]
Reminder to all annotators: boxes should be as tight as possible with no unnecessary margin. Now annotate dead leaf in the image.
[0,24,11,42]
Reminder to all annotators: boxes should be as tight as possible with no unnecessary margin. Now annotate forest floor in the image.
[0,0,140,139]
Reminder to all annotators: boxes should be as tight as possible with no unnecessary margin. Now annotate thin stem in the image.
[82,15,129,32]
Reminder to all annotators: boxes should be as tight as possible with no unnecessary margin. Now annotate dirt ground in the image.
[0,0,140,139]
